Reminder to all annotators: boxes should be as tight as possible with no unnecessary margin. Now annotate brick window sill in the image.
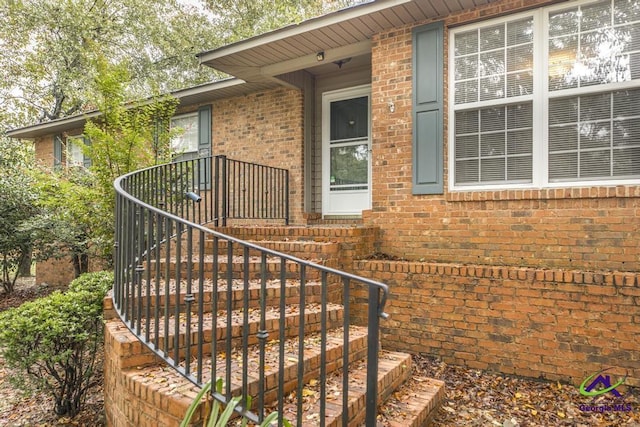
[446,185,640,202]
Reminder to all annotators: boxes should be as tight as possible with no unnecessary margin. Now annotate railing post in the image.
[285,169,290,225]
[214,155,220,227]
[221,155,227,227]
[365,286,381,427]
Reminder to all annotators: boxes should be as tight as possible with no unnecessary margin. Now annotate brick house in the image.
[9,0,640,392]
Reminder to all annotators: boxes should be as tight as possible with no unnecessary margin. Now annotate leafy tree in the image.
[82,56,179,262]
[26,168,100,278]
[22,56,178,274]
[0,137,37,293]
[0,0,220,129]
[0,271,113,417]
[0,0,365,131]
[205,0,365,43]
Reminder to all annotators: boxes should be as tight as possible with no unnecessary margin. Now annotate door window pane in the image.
[330,144,368,189]
[330,97,368,141]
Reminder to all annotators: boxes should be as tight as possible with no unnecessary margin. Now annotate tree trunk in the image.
[18,247,32,277]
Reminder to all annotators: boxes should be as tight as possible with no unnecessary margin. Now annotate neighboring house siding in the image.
[213,87,305,224]
[369,0,640,272]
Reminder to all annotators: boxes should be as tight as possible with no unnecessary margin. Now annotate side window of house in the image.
[54,135,91,169]
[66,136,86,167]
[450,0,640,190]
[170,105,212,162]
[170,112,199,161]
[169,105,212,189]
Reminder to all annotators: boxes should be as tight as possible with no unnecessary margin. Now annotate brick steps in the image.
[212,225,378,243]
[150,256,337,280]
[131,302,346,360]
[205,238,341,261]
[107,224,443,426]
[280,351,413,427]
[120,278,332,313]
[375,373,446,427]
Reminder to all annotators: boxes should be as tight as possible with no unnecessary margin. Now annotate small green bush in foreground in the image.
[0,270,113,417]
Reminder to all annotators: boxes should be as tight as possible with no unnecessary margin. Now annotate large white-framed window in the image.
[170,112,199,156]
[449,0,640,191]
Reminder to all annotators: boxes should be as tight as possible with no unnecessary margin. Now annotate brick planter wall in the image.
[352,260,640,387]
[103,298,204,427]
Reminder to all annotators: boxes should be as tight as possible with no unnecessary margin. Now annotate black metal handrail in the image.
[121,155,289,226]
[113,155,389,426]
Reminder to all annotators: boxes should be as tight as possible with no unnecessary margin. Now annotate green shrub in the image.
[0,270,113,417]
[68,269,113,296]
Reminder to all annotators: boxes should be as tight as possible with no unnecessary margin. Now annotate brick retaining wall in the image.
[352,260,640,387]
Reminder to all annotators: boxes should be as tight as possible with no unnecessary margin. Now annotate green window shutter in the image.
[198,105,212,157]
[82,136,92,168]
[53,134,63,169]
[412,21,444,195]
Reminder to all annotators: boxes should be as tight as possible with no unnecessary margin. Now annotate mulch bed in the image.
[418,354,640,427]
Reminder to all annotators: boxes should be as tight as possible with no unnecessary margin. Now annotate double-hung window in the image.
[170,112,199,160]
[450,0,640,190]
[65,135,91,168]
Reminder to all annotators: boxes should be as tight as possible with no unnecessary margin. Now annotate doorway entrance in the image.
[321,85,371,216]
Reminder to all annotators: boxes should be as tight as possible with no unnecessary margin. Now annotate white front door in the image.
[322,85,371,216]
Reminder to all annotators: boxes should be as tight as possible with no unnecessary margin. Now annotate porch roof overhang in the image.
[6,78,274,139]
[197,0,496,82]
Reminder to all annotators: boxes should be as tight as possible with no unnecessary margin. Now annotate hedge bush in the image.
[0,270,113,417]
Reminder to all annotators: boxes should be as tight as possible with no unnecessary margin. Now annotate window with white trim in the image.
[170,112,199,155]
[66,135,86,167]
[450,0,640,190]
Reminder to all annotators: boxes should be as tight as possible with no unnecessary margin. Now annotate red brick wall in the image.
[213,88,305,224]
[353,260,640,387]
[33,135,55,167]
[103,305,203,427]
[368,0,640,272]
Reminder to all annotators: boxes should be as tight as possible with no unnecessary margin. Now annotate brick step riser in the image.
[203,240,340,261]
[132,307,345,363]
[121,281,344,315]
[149,260,338,281]
[212,226,378,243]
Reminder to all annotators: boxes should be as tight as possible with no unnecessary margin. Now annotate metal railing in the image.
[121,155,289,226]
[113,156,389,426]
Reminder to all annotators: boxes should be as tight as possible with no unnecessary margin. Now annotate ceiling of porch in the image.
[198,0,497,82]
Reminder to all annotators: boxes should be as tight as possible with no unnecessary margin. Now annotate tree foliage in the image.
[205,0,362,43]
[26,167,100,278]
[0,137,37,293]
[0,271,113,417]
[82,56,179,261]
[1,0,365,131]
[0,0,219,129]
